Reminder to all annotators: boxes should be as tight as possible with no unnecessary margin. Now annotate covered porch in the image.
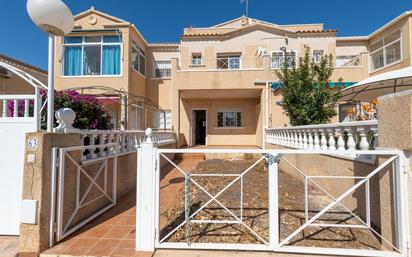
[177,89,264,148]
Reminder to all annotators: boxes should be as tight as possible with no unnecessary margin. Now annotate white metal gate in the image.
[0,95,39,235]
[154,148,408,257]
[0,60,47,235]
[50,143,118,245]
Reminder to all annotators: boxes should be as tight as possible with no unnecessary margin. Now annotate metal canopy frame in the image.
[0,60,48,131]
[66,86,167,130]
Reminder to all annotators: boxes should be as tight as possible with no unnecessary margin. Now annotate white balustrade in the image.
[0,95,35,118]
[266,120,378,151]
[52,107,176,162]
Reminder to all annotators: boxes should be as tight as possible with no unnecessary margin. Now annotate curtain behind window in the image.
[64,46,82,76]
[102,45,121,75]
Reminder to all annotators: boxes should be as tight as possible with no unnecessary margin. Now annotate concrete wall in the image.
[19,132,82,255]
[378,90,412,252]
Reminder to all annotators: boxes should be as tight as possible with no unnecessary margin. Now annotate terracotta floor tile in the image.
[125,228,136,239]
[110,239,136,256]
[117,215,136,226]
[100,215,125,226]
[103,226,134,239]
[83,225,112,239]
[87,239,121,256]
[63,238,98,255]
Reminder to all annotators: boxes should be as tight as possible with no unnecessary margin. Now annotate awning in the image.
[339,66,412,101]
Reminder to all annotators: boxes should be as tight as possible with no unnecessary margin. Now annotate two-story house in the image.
[53,7,412,148]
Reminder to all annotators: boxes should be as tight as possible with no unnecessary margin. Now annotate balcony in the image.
[177,57,265,71]
[173,57,271,90]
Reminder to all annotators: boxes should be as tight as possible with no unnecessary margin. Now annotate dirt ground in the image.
[159,157,386,250]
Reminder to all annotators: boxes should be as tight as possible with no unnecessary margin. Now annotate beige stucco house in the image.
[53,7,412,148]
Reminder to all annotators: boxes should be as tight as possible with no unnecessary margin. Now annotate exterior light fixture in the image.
[27,0,74,132]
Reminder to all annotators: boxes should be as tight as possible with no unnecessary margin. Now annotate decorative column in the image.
[336,128,346,151]
[320,129,328,150]
[327,129,336,150]
[346,128,356,150]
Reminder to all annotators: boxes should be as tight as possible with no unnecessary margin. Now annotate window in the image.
[131,41,146,76]
[217,110,242,127]
[192,53,202,65]
[153,60,172,78]
[370,30,402,71]
[153,110,172,129]
[312,50,325,63]
[270,51,283,69]
[217,54,241,69]
[63,35,122,76]
[270,51,296,69]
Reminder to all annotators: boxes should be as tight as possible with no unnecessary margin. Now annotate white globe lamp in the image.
[26,0,74,132]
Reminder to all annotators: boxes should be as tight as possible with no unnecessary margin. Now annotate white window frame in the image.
[152,60,172,78]
[217,108,242,128]
[62,35,123,78]
[369,29,403,72]
[153,110,172,129]
[191,53,203,66]
[131,41,146,77]
[312,49,325,64]
[270,50,297,69]
[216,54,242,70]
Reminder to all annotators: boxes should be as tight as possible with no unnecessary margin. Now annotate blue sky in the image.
[1,0,412,70]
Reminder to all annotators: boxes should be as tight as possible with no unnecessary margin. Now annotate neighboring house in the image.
[0,54,47,94]
[53,7,412,148]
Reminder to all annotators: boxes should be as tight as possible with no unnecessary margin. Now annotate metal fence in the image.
[153,148,408,257]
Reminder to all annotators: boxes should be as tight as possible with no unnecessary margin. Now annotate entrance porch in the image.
[178,89,264,148]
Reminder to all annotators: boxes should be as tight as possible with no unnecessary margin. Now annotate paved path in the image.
[42,158,200,257]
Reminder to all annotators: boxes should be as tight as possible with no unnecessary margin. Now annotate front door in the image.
[192,110,206,145]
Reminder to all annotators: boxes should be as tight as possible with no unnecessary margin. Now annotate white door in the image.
[0,119,35,235]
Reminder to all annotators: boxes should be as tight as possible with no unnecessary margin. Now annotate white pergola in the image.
[339,66,412,102]
[0,60,48,131]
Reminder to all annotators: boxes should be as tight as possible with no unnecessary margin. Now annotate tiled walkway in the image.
[0,236,19,257]
[42,158,200,257]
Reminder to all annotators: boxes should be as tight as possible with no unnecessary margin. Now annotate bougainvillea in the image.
[9,89,113,130]
[52,90,113,130]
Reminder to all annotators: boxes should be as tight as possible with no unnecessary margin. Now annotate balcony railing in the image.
[177,57,264,70]
[266,120,378,151]
[335,55,362,67]
[79,130,175,162]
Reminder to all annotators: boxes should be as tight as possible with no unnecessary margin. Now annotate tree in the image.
[275,48,341,126]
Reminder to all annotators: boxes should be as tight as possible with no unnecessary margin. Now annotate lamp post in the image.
[27,0,74,132]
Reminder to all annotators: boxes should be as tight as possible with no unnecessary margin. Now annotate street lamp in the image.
[27,0,74,132]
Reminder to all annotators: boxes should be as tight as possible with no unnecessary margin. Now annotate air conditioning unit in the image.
[0,67,13,78]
